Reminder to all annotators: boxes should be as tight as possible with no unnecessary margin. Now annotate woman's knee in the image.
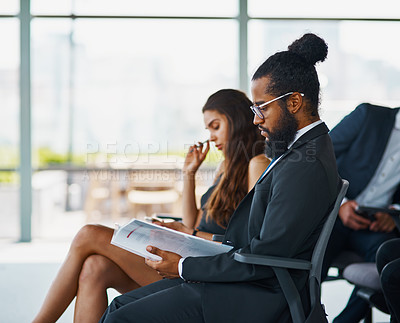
[79,255,114,288]
[71,224,111,252]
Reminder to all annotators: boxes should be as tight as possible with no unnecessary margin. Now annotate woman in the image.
[33,89,269,323]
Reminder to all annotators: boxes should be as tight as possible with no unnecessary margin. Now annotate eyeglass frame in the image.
[250,92,304,120]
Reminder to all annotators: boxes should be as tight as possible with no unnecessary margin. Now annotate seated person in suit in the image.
[376,238,400,323]
[322,103,400,322]
[99,33,341,323]
[32,89,270,323]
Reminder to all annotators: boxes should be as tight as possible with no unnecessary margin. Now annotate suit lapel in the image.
[290,122,329,150]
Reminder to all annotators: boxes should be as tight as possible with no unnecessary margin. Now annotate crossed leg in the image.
[33,224,162,323]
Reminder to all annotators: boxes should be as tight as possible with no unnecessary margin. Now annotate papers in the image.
[111,219,233,261]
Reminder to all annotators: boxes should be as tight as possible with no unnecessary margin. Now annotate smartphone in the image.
[355,206,376,221]
[144,214,182,223]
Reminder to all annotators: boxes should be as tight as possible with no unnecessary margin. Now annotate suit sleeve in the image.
[329,104,368,157]
[181,158,334,283]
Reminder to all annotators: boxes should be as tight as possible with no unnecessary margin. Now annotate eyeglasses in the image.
[250,92,304,120]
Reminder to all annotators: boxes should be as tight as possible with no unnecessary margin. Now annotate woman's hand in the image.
[183,140,210,174]
[153,220,192,235]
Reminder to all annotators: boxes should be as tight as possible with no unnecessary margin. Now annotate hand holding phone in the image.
[355,206,376,221]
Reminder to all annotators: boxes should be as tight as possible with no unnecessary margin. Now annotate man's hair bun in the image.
[288,33,328,65]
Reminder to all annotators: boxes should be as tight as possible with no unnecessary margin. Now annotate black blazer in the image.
[330,103,400,202]
[181,122,340,322]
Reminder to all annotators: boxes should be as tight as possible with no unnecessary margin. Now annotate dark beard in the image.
[263,106,299,159]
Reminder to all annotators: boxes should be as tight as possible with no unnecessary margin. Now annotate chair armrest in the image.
[234,252,311,271]
[212,234,224,242]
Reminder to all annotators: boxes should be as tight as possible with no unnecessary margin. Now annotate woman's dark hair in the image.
[202,89,265,227]
[252,33,328,118]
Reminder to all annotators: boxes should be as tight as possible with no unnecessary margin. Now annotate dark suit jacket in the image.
[330,103,400,202]
[181,122,340,322]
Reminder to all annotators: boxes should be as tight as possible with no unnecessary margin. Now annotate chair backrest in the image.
[306,179,349,321]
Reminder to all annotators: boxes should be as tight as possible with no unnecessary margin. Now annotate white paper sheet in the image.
[111,219,233,261]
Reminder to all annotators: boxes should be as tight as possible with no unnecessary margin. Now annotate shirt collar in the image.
[395,110,400,130]
[288,119,323,149]
[258,120,324,182]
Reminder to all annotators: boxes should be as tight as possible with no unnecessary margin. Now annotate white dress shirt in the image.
[355,110,400,208]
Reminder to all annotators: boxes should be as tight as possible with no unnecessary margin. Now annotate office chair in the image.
[233,179,349,323]
[341,262,389,323]
[338,214,400,322]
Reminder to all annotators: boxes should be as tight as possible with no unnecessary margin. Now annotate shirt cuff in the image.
[178,257,185,279]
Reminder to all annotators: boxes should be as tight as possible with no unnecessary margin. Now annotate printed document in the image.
[111,219,233,261]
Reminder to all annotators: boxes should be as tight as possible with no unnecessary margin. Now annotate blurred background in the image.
[0,0,399,321]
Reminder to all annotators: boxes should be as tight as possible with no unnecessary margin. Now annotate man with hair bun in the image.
[100,33,340,323]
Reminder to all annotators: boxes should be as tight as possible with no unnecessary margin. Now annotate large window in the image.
[32,0,238,16]
[32,18,238,160]
[0,2,18,15]
[248,0,400,19]
[0,19,19,163]
[0,18,19,239]
[248,20,400,128]
[2,1,400,240]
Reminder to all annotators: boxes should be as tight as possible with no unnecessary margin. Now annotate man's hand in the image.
[145,246,181,279]
[339,200,371,230]
[369,212,396,232]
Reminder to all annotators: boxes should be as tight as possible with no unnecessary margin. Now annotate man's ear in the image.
[287,92,303,114]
